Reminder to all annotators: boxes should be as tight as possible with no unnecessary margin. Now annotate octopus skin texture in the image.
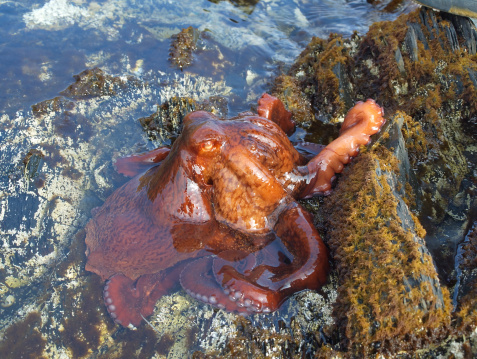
[84,93,385,328]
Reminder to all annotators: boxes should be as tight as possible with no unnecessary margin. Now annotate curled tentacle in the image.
[300,99,385,198]
[257,93,295,136]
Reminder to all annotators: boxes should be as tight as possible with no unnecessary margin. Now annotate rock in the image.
[412,0,477,19]
[60,68,140,99]
[454,222,477,322]
[169,27,203,70]
[277,4,477,273]
[272,6,477,357]
[138,95,228,143]
[321,136,451,356]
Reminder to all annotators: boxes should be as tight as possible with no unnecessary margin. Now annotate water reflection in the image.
[0,0,415,116]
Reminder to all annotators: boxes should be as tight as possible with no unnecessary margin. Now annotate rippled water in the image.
[0,0,416,115]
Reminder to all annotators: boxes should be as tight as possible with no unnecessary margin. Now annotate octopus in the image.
[85,94,385,329]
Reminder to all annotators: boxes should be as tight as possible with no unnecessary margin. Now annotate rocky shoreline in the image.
[0,5,476,359]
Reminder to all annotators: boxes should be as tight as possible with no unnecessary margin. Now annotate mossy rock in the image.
[275,7,477,225]
[321,136,451,356]
[169,27,203,70]
[138,95,228,144]
[60,68,141,99]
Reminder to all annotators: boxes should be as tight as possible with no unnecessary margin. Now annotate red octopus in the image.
[84,94,385,329]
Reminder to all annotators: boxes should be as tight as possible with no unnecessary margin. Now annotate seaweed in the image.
[321,148,451,355]
[0,312,46,359]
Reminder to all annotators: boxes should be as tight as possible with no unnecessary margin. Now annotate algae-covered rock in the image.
[289,35,356,122]
[322,143,451,355]
[454,222,477,331]
[270,75,314,126]
[146,279,337,358]
[270,6,477,357]
[284,7,477,226]
[60,67,140,99]
[139,95,228,143]
[169,27,203,70]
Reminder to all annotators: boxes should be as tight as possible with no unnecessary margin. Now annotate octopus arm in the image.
[202,202,329,313]
[257,93,295,135]
[300,99,385,198]
[259,202,329,293]
[115,146,171,177]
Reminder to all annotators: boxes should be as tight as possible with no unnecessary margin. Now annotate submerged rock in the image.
[169,27,203,70]
[60,68,140,99]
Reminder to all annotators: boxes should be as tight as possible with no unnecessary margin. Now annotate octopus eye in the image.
[201,140,214,151]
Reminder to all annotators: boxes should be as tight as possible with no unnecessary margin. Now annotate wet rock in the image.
[169,27,203,70]
[271,75,314,126]
[272,6,477,357]
[208,0,260,15]
[289,35,355,122]
[139,96,195,143]
[280,6,477,263]
[414,0,477,31]
[454,222,477,318]
[139,95,228,144]
[321,142,451,356]
[60,67,140,99]
[144,277,337,358]
[31,97,75,117]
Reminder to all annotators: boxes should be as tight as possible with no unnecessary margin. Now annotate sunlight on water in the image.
[0,0,415,115]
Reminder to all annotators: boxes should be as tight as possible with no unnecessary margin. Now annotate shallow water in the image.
[0,0,416,115]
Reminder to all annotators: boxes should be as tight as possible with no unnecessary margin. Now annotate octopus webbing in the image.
[84,94,385,328]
